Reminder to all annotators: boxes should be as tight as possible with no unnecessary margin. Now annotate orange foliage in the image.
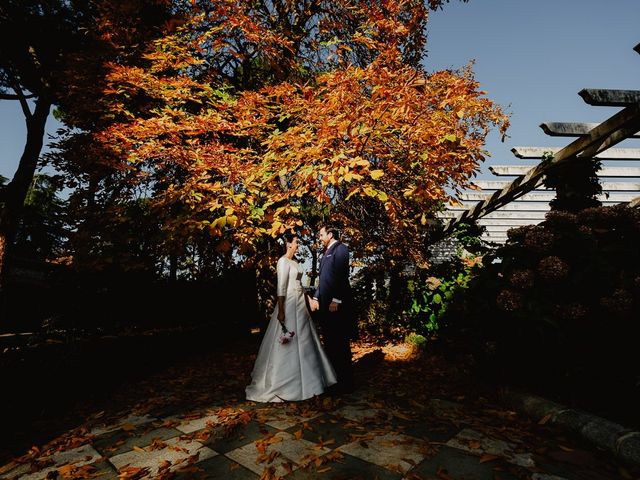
[63,0,507,270]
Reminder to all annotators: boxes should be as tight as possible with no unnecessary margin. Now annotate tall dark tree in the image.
[0,1,83,285]
[13,174,67,261]
[0,0,174,289]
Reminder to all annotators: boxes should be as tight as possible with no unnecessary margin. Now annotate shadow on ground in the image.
[1,335,638,480]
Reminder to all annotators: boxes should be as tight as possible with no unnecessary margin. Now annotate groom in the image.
[310,224,356,394]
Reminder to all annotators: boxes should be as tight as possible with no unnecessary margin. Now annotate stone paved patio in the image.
[1,342,635,480]
[1,388,630,480]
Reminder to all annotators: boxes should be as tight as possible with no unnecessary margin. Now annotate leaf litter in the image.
[2,338,638,479]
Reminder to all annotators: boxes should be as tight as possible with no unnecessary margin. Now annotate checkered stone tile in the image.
[204,420,278,454]
[402,417,460,443]
[445,428,535,468]
[297,413,352,448]
[90,414,156,436]
[224,431,331,477]
[172,413,222,434]
[285,451,402,480]
[172,455,258,480]
[109,436,217,478]
[5,444,102,480]
[428,398,464,416]
[253,407,323,430]
[0,461,31,479]
[92,425,182,457]
[411,445,523,480]
[7,460,119,480]
[337,432,430,474]
[333,404,391,424]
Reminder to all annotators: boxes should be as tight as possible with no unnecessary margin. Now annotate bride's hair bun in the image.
[278,231,298,250]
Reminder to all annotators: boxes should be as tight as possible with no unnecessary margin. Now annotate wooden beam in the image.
[511,147,561,158]
[580,115,640,158]
[596,167,640,178]
[438,210,547,220]
[460,191,637,203]
[489,165,535,176]
[482,225,521,232]
[629,196,640,207]
[599,182,640,191]
[477,218,542,226]
[596,193,637,201]
[461,191,552,201]
[482,237,508,242]
[442,103,640,233]
[540,122,640,138]
[471,180,522,189]
[449,203,550,212]
[511,146,640,160]
[489,165,640,178]
[482,232,508,237]
[482,235,508,239]
[473,180,640,191]
[578,89,640,107]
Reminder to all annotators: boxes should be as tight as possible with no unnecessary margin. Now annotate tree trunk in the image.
[309,247,318,289]
[0,97,51,291]
[385,265,403,323]
[169,252,178,283]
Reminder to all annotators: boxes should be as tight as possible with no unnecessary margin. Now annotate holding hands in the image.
[309,298,319,312]
[308,297,339,313]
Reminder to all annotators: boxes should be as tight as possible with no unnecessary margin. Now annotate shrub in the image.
[453,204,640,426]
[405,332,427,349]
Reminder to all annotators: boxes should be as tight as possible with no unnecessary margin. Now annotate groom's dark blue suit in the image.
[314,240,356,393]
[316,241,350,309]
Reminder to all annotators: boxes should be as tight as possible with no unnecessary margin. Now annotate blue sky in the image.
[424,0,640,177]
[1,0,639,181]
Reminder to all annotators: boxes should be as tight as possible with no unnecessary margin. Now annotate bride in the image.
[246,232,337,402]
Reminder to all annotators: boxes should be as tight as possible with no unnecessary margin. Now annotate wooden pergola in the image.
[438,41,640,244]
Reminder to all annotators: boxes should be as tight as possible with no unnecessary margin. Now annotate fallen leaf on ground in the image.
[117,466,150,480]
[538,413,552,425]
[479,453,500,463]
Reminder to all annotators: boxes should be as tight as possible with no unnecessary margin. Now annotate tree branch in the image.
[0,92,37,100]
[7,73,33,119]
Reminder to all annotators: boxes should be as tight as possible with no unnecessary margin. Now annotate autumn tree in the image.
[0,0,178,292]
[53,0,506,281]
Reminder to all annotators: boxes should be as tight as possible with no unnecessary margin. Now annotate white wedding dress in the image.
[246,256,337,402]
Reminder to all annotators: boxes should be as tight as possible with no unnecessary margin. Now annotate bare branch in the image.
[6,72,33,119]
[0,92,37,100]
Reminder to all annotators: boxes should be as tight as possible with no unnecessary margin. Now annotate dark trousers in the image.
[320,310,354,392]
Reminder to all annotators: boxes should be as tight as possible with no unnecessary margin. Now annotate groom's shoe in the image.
[329,382,354,396]
[338,382,354,395]
[325,384,340,397]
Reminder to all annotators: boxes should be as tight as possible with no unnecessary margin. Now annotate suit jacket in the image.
[314,241,351,308]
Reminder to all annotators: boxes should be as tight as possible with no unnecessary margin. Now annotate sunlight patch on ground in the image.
[351,341,421,363]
